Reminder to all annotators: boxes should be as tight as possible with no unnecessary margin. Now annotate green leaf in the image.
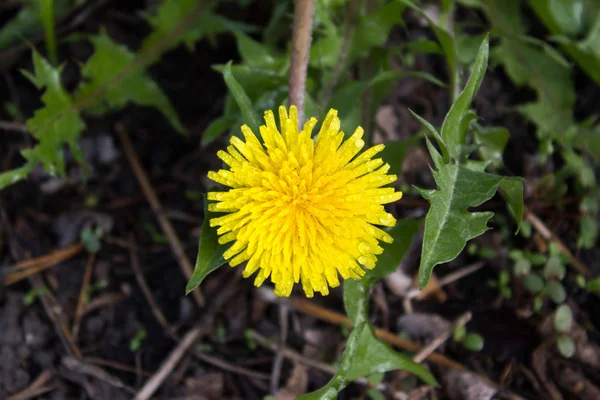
[202,116,233,146]
[0,161,36,191]
[463,333,484,352]
[76,33,185,134]
[350,1,407,61]
[344,278,372,326]
[556,334,575,358]
[213,64,287,99]
[370,219,421,279]
[578,214,599,249]
[378,137,421,175]
[141,0,253,54]
[234,32,286,70]
[554,304,573,333]
[523,273,545,294]
[311,34,342,68]
[543,256,566,280]
[40,0,57,65]
[545,281,567,304]
[498,177,524,233]
[222,61,262,134]
[453,325,467,342]
[528,0,584,36]
[486,0,576,137]
[299,323,436,400]
[20,49,86,178]
[513,258,532,276]
[186,195,229,294]
[473,124,509,169]
[574,128,600,160]
[418,164,503,288]
[0,0,69,50]
[400,0,459,98]
[440,35,489,160]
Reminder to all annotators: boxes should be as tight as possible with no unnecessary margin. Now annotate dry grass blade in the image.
[289,298,463,369]
[71,252,96,342]
[116,124,204,306]
[525,209,590,277]
[3,243,83,285]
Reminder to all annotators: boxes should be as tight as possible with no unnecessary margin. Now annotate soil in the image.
[0,1,599,400]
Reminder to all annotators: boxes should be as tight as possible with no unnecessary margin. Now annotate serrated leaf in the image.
[299,323,436,400]
[186,195,229,294]
[222,62,262,134]
[418,164,503,288]
[440,35,489,160]
[554,304,573,332]
[76,33,185,134]
[486,0,576,137]
[499,177,524,233]
[370,219,421,279]
[21,49,86,178]
[344,278,372,326]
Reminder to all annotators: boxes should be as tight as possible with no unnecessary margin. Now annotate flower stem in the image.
[289,0,315,127]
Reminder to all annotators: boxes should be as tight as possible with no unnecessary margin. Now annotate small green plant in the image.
[23,286,50,306]
[80,226,103,253]
[553,304,575,358]
[129,329,148,352]
[489,270,512,299]
[452,325,485,352]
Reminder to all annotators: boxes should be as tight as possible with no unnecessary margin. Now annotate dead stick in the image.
[11,243,82,270]
[72,252,96,342]
[116,124,204,306]
[289,298,464,370]
[413,312,471,364]
[128,235,174,336]
[270,304,289,393]
[289,0,315,127]
[525,209,589,276]
[134,326,203,400]
[7,370,53,400]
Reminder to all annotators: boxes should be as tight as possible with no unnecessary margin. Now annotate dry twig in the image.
[525,209,590,276]
[134,327,203,400]
[3,243,83,285]
[412,312,472,364]
[72,252,96,342]
[116,123,204,306]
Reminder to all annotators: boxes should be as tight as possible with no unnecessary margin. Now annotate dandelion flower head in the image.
[207,106,402,297]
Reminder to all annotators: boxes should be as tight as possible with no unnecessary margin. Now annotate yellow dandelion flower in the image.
[207,105,402,297]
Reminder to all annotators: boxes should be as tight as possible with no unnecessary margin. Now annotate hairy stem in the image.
[289,0,315,127]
